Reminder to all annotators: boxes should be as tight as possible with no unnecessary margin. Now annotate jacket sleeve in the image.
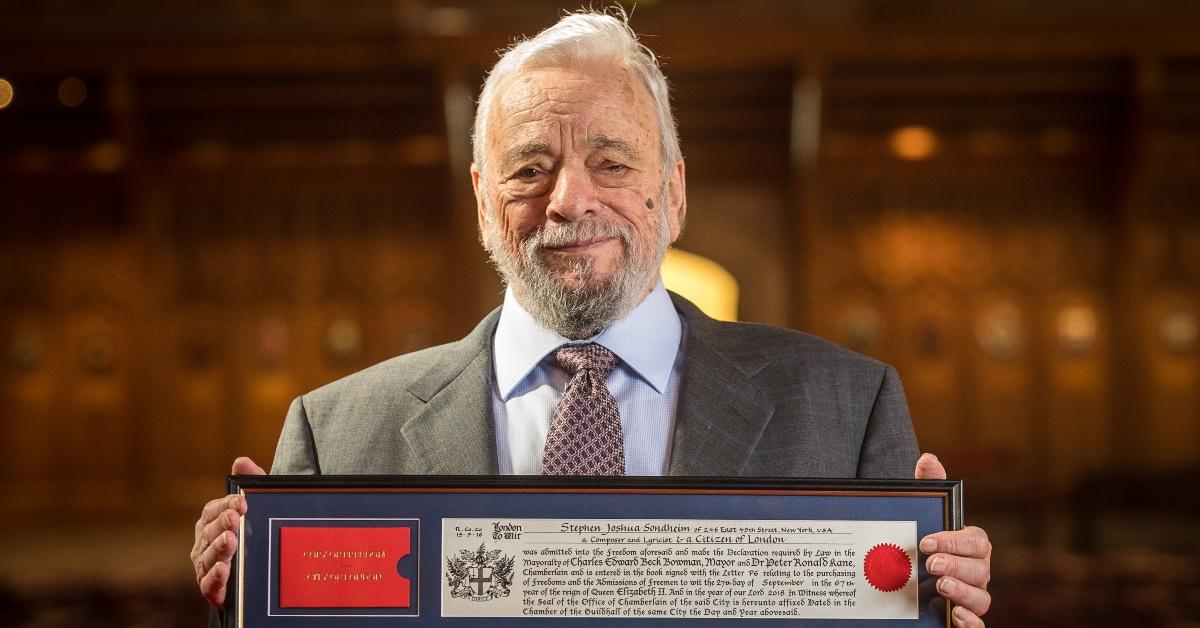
[271,395,321,474]
[856,365,920,479]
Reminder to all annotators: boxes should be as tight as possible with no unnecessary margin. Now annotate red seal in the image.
[863,543,911,592]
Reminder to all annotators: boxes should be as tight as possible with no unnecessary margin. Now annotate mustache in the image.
[524,220,630,250]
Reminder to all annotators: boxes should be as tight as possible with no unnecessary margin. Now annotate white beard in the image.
[482,208,669,339]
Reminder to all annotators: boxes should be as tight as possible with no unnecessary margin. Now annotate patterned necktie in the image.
[541,343,626,475]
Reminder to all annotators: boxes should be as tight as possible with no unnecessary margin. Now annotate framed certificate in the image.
[227,476,962,627]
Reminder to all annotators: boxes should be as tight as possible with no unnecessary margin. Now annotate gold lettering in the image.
[298,549,388,559]
[304,572,385,582]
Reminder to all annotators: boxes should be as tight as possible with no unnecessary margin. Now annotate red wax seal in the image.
[863,543,911,592]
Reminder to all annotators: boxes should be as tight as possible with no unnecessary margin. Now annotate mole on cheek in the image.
[645,198,654,209]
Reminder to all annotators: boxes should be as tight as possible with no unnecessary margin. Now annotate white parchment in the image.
[441,518,917,620]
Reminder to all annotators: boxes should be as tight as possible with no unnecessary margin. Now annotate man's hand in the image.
[915,453,992,628]
[190,457,266,609]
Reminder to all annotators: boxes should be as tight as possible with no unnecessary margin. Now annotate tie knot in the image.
[554,343,616,379]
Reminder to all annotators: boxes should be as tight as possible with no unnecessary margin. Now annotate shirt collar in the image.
[493,280,682,400]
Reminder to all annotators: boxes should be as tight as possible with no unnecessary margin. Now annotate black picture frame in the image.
[227,475,962,627]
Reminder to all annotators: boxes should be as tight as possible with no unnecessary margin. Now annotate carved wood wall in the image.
[0,67,459,522]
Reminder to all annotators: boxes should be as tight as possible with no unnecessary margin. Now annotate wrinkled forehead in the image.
[487,64,660,158]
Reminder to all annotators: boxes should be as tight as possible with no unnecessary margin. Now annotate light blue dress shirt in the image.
[491,280,685,475]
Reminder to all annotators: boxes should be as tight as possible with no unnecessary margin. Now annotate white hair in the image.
[471,7,681,195]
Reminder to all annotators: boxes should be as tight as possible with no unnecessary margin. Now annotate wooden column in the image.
[440,64,501,332]
[1108,55,1158,468]
[788,58,825,332]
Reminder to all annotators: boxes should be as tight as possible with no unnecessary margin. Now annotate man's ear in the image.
[666,158,687,242]
[471,164,488,235]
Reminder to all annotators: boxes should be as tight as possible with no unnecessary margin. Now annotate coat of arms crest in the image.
[445,543,515,602]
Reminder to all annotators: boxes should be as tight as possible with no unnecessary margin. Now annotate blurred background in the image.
[1,1,1198,626]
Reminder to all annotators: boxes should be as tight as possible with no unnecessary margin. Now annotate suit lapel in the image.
[400,310,500,474]
[393,296,774,476]
[668,295,773,476]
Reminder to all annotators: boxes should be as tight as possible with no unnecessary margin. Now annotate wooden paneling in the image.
[0,60,456,522]
[808,58,1139,493]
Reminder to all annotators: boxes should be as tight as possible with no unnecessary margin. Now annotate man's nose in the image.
[546,163,597,222]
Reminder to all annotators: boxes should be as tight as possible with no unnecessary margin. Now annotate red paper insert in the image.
[278,526,412,608]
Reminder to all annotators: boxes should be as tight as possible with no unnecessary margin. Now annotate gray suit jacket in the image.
[271,293,918,478]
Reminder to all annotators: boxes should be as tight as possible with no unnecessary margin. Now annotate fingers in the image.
[914,452,947,480]
[926,553,991,589]
[198,494,247,529]
[193,522,238,609]
[192,493,247,609]
[192,495,245,566]
[198,527,239,577]
[923,525,992,620]
[935,574,992,618]
[951,604,985,628]
[199,559,231,609]
[192,509,240,580]
[926,581,987,627]
[192,458,259,610]
[920,526,992,561]
[195,509,240,563]
[232,456,266,475]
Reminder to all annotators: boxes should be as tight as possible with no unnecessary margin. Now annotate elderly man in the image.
[191,10,991,627]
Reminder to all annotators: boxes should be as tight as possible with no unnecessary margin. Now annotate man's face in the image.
[472,64,685,338]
